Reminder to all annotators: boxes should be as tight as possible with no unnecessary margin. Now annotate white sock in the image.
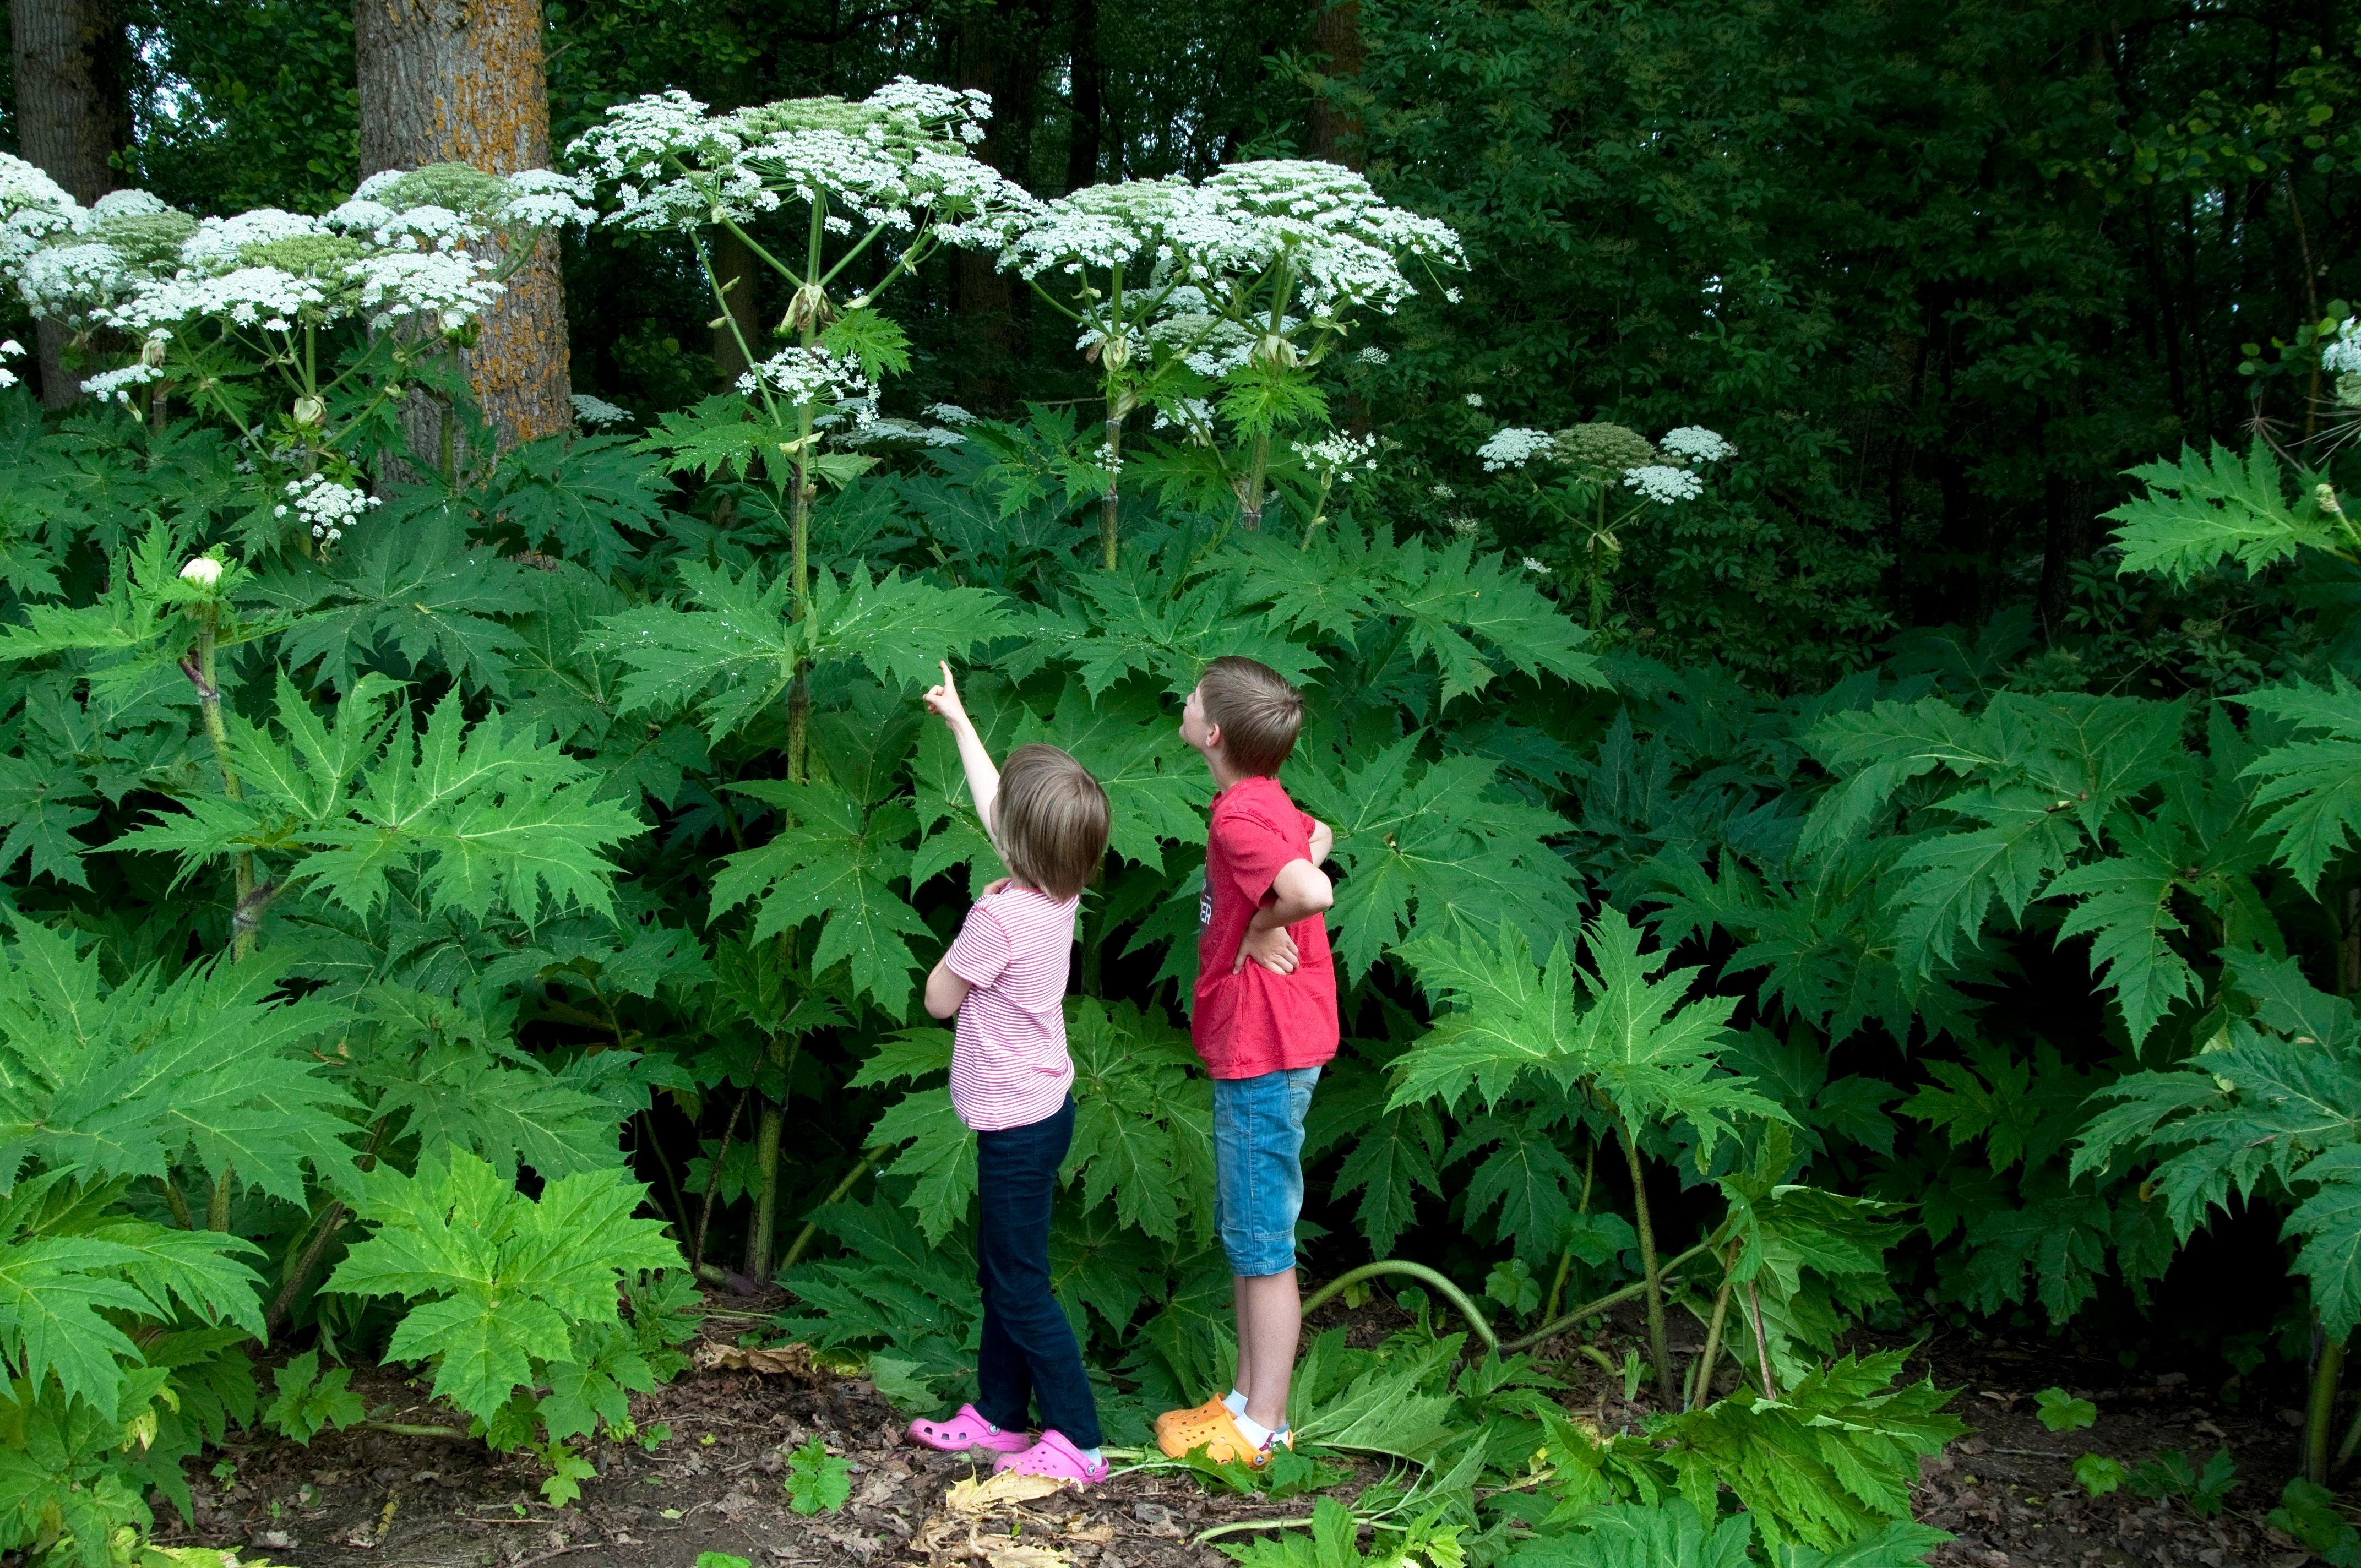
[1223,1389,1248,1416]
[1234,1413,1274,1450]
[1079,1446,1103,1467]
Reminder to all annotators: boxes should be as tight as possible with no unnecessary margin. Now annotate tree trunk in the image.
[1304,0,1364,169]
[9,0,130,406]
[355,0,570,450]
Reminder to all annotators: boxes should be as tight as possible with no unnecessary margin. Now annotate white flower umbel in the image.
[735,345,875,415]
[2325,319,2361,376]
[346,249,505,329]
[0,337,20,391]
[83,362,165,403]
[273,473,381,545]
[1478,427,1554,471]
[1355,345,1390,365]
[569,78,1035,245]
[922,401,977,426]
[19,241,130,321]
[572,393,631,428]
[1521,556,1553,575]
[841,415,967,448]
[1659,426,1734,465]
[0,153,80,271]
[1623,464,1705,505]
[178,209,328,271]
[1198,160,1464,318]
[1291,432,1378,482]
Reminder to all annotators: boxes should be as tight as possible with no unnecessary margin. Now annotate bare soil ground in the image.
[139,1294,2323,1568]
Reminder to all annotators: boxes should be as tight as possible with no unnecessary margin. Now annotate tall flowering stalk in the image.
[1000,178,1233,567]
[569,82,1031,1281]
[1002,159,1459,540]
[1478,422,1735,625]
[570,80,1035,633]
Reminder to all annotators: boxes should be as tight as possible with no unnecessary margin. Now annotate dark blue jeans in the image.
[973,1096,1101,1448]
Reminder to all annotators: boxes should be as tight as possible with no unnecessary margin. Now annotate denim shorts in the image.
[1211,1067,1321,1277]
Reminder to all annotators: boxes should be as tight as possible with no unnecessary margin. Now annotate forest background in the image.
[4,0,2361,1564]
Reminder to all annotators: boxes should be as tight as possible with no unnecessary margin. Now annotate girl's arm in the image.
[924,955,971,1019]
[923,661,1003,844]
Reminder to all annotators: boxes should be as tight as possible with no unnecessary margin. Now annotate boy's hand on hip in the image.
[1234,922,1299,976]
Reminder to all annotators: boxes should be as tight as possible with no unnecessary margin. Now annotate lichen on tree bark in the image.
[355,0,571,450]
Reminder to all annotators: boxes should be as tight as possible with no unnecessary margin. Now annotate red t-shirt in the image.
[1191,775,1340,1080]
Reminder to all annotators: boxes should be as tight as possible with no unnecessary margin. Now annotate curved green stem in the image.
[1499,1232,1721,1354]
[780,1146,883,1276]
[1297,1261,1497,1354]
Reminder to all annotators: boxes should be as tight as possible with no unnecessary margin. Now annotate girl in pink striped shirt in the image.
[904,662,1113,1485]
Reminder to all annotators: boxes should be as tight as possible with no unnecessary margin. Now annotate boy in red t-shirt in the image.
[1156,657,1338,1469]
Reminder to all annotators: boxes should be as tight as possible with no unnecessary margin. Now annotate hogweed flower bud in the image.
[292,394,325,426]
[180,556,222,587]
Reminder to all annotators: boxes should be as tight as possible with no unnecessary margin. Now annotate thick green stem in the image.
[1239,430,1272,532]
[1297,1261,1497,1353]
[1100,407,1123,569]
[1620,1121,1677,1407]
[743,1025,800,1285]
[692,1090,750,1273]
[744,1099,785,1283]
[1689,1247,1739,1411]
[1542,1145,1598,1327]
[780,1146,882,1276]
[192,611,257,960]
[263,1117,388,1337]
[2308,1331,2345,1486]
[163,1173,195,1231]
[207,1168,232,1233]
[1746,1282,1778,1399]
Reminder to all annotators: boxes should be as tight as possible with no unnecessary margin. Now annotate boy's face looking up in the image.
[1179,682,1221,766]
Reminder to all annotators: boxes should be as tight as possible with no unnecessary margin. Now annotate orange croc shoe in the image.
[1156,1406,1292,1468]
[1154,1395,1228,1438]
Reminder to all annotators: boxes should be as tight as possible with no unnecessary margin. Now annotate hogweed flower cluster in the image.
[1477,421,1731,502]
[566,78,1029,248]
[0,158,591,374]
[274,474,380,545]
[571,393,631,428]
[1292,432,1379,483]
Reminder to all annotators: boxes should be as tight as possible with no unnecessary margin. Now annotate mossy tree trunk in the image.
[355,0,570,450]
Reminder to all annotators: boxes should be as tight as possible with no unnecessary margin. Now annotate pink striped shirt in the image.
[945,885,1080,1131]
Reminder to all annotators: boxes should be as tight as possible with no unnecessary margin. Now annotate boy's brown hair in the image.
[1199,656,1303,777]
[997,744,1111,900]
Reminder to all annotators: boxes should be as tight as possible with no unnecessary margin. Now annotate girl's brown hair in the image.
[996,744,1111,900]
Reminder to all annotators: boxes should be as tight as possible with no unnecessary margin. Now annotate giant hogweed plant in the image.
[1476,422,1737,627]
[994,162,1461,559]
[0,152,596,547]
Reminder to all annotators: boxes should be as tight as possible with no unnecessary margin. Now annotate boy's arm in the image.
[924,661,1003,842]
[1305,815,1334,865]
[1233,858,1334,974]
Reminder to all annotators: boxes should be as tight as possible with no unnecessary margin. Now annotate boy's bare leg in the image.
[1231,1276,1255,1401]
[1239,1268,1300,1431]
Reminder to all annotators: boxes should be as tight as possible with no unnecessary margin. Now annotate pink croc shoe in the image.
[992,1429,1108,1486]
[907,1403,1030,1455]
